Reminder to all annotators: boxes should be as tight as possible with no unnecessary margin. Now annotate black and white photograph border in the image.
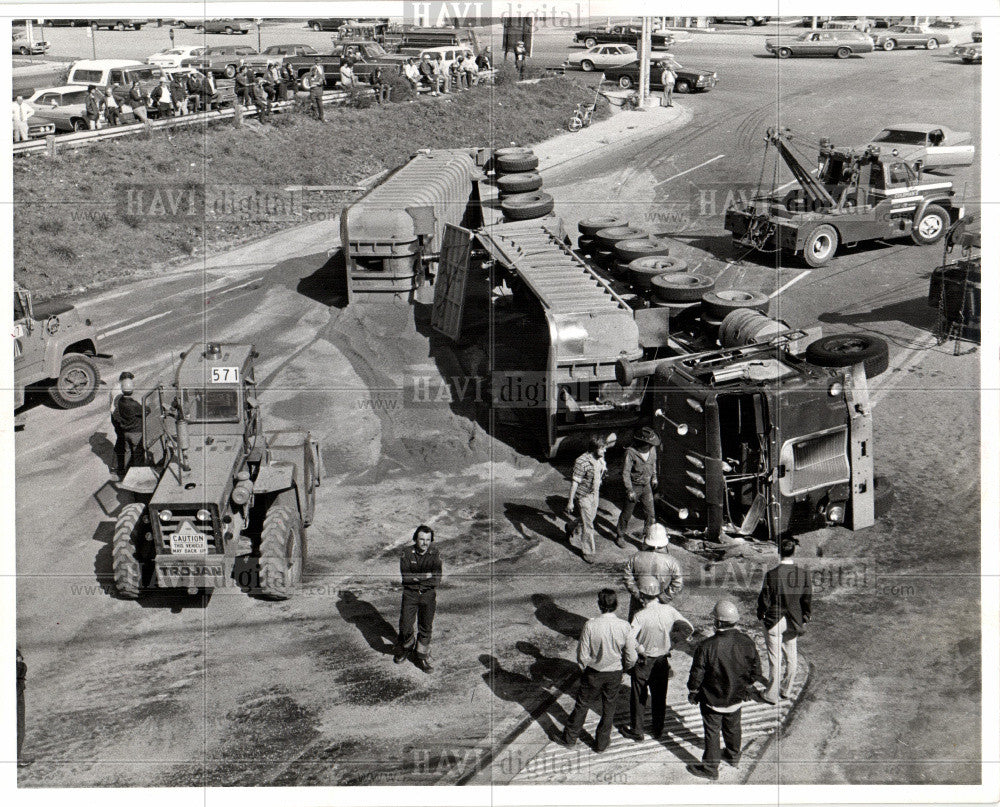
[2,0,997,805]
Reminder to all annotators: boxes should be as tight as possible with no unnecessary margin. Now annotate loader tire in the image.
[501,191,554,221]
[497,171,543,195]
[579,216,627,237]
[702,289,770,319]
[647,271,714,302]
[112,503,145,599]
[496,152,539,174]
[614,237,672,263]
[258,502,304,600]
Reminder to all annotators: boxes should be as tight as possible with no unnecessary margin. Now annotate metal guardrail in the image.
[12,87,372,156]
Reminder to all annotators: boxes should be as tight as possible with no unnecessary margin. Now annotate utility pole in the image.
[638,16,651,106]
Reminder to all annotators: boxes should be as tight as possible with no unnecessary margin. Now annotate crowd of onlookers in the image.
[401,46,494,96]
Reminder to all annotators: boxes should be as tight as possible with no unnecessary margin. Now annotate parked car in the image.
[192,45,259,77]
[952,41,982,63]
[245,43,321,71]
[929,17,962,28]
[147,45,206,68]
[603,59,717,93]
[872,26,948,50]
[40,19,92,27]
[971,30,982,43]
[200,19,251,35]
[867,124,975,168]
[765,30,874,58]
[26,85,92,132]
[306,18,349,31]
[710,16,770,26]
[419,46,477,78]
[12,100,56,139]
[284,40,405,88]
[566,44,637,72]
[90,20,148,30]
[822,17,874,32]
[573,25,673,49]
[66,60,164,92]
[12,32,48,55]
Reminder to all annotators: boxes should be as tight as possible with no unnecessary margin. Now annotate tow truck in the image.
[725,127,965,267]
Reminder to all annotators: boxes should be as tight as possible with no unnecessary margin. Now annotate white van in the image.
[66,59,163,91]
[418,46,475,78]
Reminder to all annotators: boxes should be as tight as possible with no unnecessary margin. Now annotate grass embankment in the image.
[14,71,606,299]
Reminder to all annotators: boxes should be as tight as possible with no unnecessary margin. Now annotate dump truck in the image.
[725,127,965,267]
[14,282,111,411]
[112,343,322,600]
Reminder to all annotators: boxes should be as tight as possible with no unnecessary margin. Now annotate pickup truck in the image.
[573,25,673,50]
[284,40,406,87]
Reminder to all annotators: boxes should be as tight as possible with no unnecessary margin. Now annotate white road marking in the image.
[652,154,725,186]
[100,311,171,338]
[870,333,940,408]
[209,276,265,297]
[769,270,810,299]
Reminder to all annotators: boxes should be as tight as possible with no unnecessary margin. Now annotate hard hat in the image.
[712,599,740,625]
[637,575,661,597]
[644,524,670,548]
[120,378,135,395]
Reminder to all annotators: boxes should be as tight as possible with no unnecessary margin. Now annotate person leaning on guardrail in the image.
[251,77,271,122]
[102,83,120,126]
[279,62,294,101]
[84,86,102,130]
[128,80,149,124]
[11,96,33,142]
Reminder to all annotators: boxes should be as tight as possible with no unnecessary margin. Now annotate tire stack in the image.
[701,289,770,338]
[628,255,688,291]
[612,237,672,276]
[577,216,626,256]
[648,272,715,321]
[593,225,649,270]
[495,148,555,222]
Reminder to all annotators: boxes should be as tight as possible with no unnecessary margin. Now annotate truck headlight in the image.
[827,504,845,524]
[159,509,173,522]
[677,508,689,520]
[828,381,844,397]
[196,509,212,522]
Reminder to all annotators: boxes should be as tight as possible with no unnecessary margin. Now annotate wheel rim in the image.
[620,77,631,88]
[919,214,944,239]
[59,366,95,401]
[884,40,894,50]
[927,39,938,49]
[312,23,320,31]
[581,61,593,71]
[585,38,596,48]
[778,48,790,58]
[811,233,833,259]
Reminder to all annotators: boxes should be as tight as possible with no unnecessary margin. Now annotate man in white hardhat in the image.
[622,523,683,620]
[621,575,693,743]
[686,599,763,781]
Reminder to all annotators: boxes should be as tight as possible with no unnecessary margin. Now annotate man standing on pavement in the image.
[617,426,660,547]
[757,536,812,703]
[395,525,442,673]
[12,96,33,142]
[557,588,638,752]
[686,600,763,781]
[566,433,615,563]
[111,377,144,477]
[622,523,683,619]
[659,60,677,107]
[621,576,693,742]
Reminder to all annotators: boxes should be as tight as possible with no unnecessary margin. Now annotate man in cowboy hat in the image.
[621,576,693,743]
[617,426,661,547]
[622,524,683,620]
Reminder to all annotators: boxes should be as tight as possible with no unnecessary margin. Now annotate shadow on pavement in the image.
[89,431,117,473]
[818,296,935,334]
[530,593,586,639]
[336,590,398,655]
[295,249,348,308]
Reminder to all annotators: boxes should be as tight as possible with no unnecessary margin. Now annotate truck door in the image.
[431,224,474,341]
[13,289,45,388]
[651,367,717,534]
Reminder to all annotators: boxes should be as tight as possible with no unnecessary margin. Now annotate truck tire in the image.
[882,38,896,50]
[112,503,145,599]
[579,216,626,236]
[648,271,714,301]
[802,224,839,267]
[777,47,792,59]
[614,237,672,263]
[702,289,770,319]
[497,171,542,195]
[49,353,99,408]
[805,333,890,378]
[744,17,756,26]
[496,152,539,173]
[911,204,948,245]
[596,225,648,247]
[576,235,597,254]
[501,191,554,221]
[835,47,851,59]
[258,502,304,600]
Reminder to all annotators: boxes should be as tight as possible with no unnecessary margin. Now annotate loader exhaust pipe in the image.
[615,356,661,387]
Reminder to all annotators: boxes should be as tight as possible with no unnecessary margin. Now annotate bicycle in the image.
[567,102,594,132]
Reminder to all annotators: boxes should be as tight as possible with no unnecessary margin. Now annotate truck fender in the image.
[912,195,953,223]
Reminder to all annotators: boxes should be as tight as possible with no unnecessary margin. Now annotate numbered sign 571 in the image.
[211,367,240,383]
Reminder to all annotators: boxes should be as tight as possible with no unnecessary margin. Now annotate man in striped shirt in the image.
[565,433,615,563]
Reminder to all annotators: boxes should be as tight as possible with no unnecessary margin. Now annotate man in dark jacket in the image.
[757,536,812,703]
[84,85,101,129]
[395,525,442,672]
[128,80,149,123]
[686,599,763,780]
[111,378,144,476]
[616,426,660,547]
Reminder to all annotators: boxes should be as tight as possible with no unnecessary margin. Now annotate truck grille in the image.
[155,510,218,554]
[779,427,850,496]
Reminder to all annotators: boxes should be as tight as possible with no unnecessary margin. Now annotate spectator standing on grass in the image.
[757,536,811,704]
[84,85,101,129]
[371,67,390,104]
[103,83,120,126]
[514,40,527,78]
[279,62,295,101]
[185,71,203,113]
[565,433,615,563]
[622,524,684,620]
[621,577,693,743]
[151,78,172,119]
[616,426,661,547]
[251,77,271,122]
[11,96,32,141]
[394,525,442,673]
[235,63,252,106]
[170,74,187,115]
[308,65,325,120]
[128,80,149,124]
[659,60,677,107]
[686,599,763,781]
[266,63,282,101]
[556,588,638,752]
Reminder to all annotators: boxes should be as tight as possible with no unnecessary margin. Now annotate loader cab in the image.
[174,343,258,439]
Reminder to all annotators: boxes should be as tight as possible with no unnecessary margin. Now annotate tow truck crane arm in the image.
[765,127,837,209]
